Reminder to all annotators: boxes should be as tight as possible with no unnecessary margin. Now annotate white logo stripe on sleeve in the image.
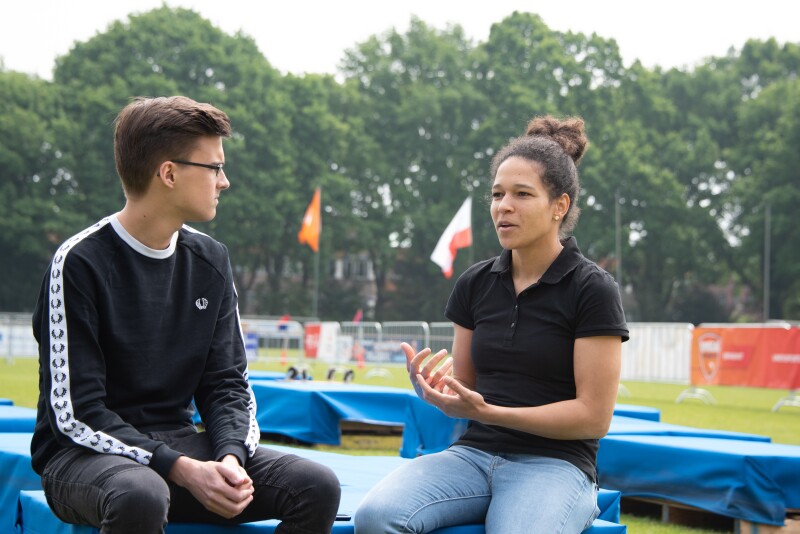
[234,285,260,457]
[49,218,154,465]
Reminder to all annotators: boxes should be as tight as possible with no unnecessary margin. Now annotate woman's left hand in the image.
[414,374,487,421]
[402,342,452,399]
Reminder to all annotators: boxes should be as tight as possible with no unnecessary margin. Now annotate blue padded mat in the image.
[4,433,623,533]
[247,371,289,381]
[249,381,672,458]
[0,405,36,432]
[0,433,42,534]
[16,489,625,533]
[597,435,800,525]
[607,415,770,442]
[250,382,476,459]
[612,403,660,422]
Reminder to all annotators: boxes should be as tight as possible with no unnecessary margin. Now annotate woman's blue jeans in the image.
[354,445,599,534]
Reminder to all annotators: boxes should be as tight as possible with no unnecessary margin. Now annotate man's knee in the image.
[299,461,341,513]
[275,458,341,526]
[103,466,170,531]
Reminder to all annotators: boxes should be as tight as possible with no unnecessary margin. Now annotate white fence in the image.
[239,316,304,363]
[0,314,38,360]
[620,323,693,384]
[2,313,693,384]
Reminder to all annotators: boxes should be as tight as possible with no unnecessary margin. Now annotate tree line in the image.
[1,7,798,323]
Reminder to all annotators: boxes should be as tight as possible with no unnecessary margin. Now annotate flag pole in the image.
[312,247,320,318]
[468,195,474,266]
[314,186,321,319]
[297,187,322,318]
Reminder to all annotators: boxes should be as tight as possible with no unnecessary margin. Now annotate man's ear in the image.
[156,161,176,189]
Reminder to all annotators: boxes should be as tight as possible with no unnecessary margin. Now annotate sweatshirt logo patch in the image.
[195,297,208,310]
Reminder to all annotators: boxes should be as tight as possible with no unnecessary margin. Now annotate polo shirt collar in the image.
[490,236,583,284]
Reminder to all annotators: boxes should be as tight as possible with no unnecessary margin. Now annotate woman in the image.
[354,116,628,534]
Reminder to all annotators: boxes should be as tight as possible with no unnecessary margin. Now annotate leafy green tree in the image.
[3,7,797,324]
[667,39,800,320]
[278,73,359,318]
[339,17,488,320]
[51,6,299,313]
[0,70,84,310]
[470,13,630,261]
[724,77,800,319]
[588,63,731,321]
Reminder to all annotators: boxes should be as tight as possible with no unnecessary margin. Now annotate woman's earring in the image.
[554,215,561,221]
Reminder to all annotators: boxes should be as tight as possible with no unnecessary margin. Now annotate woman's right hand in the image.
[401,342,453,399]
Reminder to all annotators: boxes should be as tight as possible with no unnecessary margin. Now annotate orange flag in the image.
[297,188,321,252]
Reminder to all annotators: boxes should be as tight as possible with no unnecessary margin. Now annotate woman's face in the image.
[490,156,565,250]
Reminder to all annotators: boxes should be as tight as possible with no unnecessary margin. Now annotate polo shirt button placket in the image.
[504,298,520,345]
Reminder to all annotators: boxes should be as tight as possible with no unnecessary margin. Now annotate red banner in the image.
[303,324,320,359]
[690,326,800,389]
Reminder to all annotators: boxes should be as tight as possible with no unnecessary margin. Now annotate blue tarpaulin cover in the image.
[597,435,800,525]
[248,381,680,458]
[607,415,770,442]
[0,405,36,432]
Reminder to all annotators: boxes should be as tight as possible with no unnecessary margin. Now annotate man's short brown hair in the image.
[113,96,231,197]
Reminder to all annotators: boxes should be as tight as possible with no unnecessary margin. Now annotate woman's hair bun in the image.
[525,116,588,164]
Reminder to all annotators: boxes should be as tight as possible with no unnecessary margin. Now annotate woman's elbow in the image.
[579,409,614,439]
[588,423,611,439]
[592,411,615,438]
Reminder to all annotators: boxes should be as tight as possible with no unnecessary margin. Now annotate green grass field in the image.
[3,353,798,533]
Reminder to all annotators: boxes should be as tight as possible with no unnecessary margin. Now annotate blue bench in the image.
[0,405,36,432]
[16,490,627,533]
[2,433,625,533]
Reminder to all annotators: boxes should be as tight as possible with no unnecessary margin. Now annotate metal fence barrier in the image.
[339,322,382,360]
[380,322,429,363]
[240,317,304,366]
[0,313,38,362]
[620,322,693,385]
[2,312,696,387]
[429,322,455,352]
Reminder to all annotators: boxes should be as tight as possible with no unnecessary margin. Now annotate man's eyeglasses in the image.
[172,160,224,177]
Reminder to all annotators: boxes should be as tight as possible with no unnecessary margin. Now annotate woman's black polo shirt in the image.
[445,237,628,481]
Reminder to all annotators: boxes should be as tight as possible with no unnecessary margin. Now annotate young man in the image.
[31,96,341,534]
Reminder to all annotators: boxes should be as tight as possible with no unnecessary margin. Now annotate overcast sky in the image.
[2,0,798,79]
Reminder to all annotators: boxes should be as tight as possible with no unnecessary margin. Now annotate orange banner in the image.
[691,326,800,389]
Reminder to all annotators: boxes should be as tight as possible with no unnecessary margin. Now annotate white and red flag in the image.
[430,197,472,279]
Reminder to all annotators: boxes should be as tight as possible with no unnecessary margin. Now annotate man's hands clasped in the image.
[169,454,254,519]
